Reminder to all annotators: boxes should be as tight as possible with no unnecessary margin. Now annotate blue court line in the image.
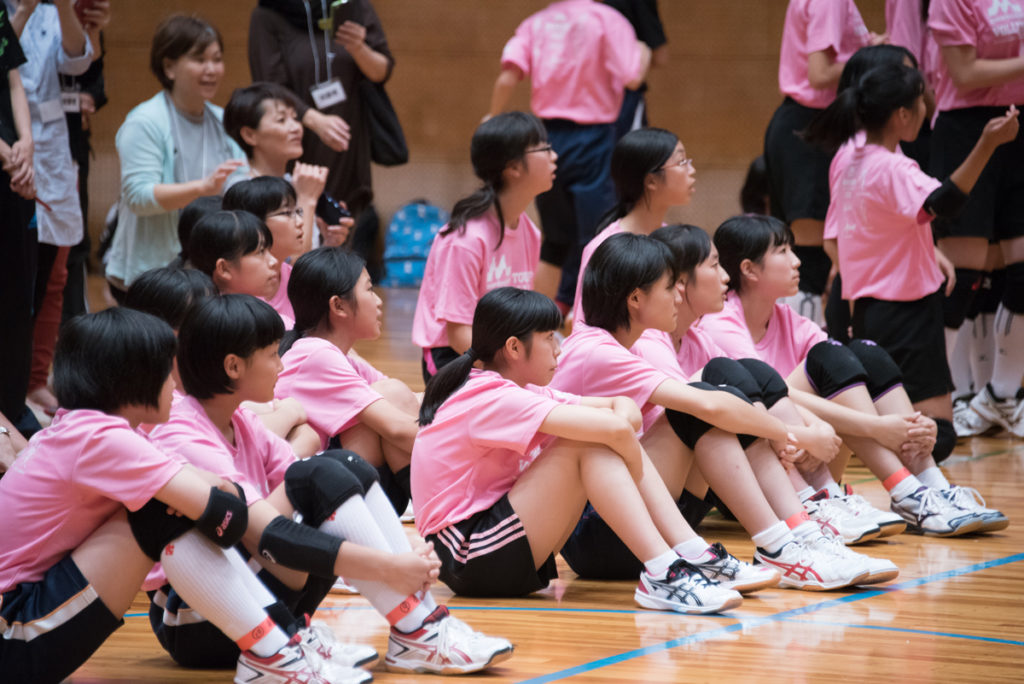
[514,552,1024,684]
[777,618,1024,647]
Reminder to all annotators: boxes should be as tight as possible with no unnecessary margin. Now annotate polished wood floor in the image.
[69,287,1024,683]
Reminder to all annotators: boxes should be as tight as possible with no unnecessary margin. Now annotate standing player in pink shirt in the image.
[0,308,338,684]
[764,0,882,326]
[488,0,651,314]
[412,113,552,381]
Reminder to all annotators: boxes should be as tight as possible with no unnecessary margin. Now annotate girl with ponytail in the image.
[572,127,696,326]
[275,247,422,514]
[413,286,743,613]
[412,112,555,382]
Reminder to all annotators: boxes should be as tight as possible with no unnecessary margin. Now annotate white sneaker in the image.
[804,491,881,544]
[837,487,907,537]
[814,532,899,585]
[298,616,378,669]
[891,486,984,536]
[754,536,870,591]
[635,558,743,613]
[385,606,513,674]
[969,384,1023,434]
[941,485,1010,532]
[953,394,994,437]
[235,635,371,684]
[689,542,780,593]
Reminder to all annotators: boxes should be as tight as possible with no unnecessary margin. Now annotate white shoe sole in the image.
[634,588,743,614]
[384,647,513,675]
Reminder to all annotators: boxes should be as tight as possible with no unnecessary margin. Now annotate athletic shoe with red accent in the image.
[385,606,513,675]
[753,536,870,591]
[297,615,379,669]
[689,542,780,593]
[634,558,743,613]
[813,532,899,585]
[804,490,881,544]
[235,634,371,684]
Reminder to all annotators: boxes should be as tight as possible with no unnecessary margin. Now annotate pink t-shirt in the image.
[412,212,541,349]
[887,0,927,68]
[0,410,183,592]
[779,0,871,108]
[634,326,731,380]
[144,396,296,589]
[929,0,1024,111]
[501,0,644,123]
[276,337,386,450]
[631,329,689,382]
[827,137,942,301]
[412,369,578,536]
[698,291,827,378]
[264,261,296,329]
[573,219,626,326]
[550,324,667,433]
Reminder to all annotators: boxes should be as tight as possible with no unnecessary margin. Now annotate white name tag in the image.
[61,91,81,114]
[310,79,346,109]
[38,98,64,123]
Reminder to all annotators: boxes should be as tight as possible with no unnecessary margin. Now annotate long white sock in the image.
[989,305,1024,399]
[949,324,973,400]
[160,531,289,657]
[971,313,996,392]
[363,482,413,553]
[319,496,433,632]
[915,466,951,491]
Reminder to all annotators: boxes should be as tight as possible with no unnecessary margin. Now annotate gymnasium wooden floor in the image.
[70,288,1024,683]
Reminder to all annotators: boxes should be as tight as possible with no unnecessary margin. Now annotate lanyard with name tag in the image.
[61,90,81,114]
[310,78,346,109]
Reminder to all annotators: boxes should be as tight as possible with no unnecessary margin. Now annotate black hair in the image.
[177,294,285,399]
[176,195,222,264]
[739,155,769,215]
[124,266,216,329]
[837,44,918,94]
[419,287,562,426]
[281,246,366,353]
[804,62,926,152]
[150,14,223,91]
[582,232,679,332]
[713,214,793,294]
[223,82,302,158]
[188,210,273,279]
[54,308,177,413]
[598,127,679,231]
[650,224,712,282]
[223,176,297,221]
[443,112,547,248]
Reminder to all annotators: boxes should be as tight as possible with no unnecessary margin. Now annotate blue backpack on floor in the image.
[380,200,448,287]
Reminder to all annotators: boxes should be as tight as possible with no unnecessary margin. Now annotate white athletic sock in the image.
[889,474,926,501]
[823,481,844,498]
[989,305,1024,399]
[970,313,995,392]
[796,486,815,502]
[160,531,289,657]
[791,520,821,543]
[751,520,794,554]
[673,536,712,562]
[363,482,413,553]
[948,324,973,400]
[319,496,433,632]
[915,466,951,491]
[644,548,680,576]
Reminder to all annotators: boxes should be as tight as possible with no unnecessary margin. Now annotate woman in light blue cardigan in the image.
[106,15,245,298]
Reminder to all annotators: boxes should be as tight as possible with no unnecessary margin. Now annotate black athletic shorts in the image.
[929,106,1024,241]
[764,97,832,224]
[852,289,953,403]
[426,493,557,598]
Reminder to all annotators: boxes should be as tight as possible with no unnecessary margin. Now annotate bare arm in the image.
[807,49,844,91]
[947,106,1019,195]
[151,160,245,211]
[151,464,241,521]
[358,398,419,453]
[942,45,1024,91]
[624,42,653,90]
[335,21,390,83]
[445,322,472,355]
[54,0,88,57]
[579,395,643,432]
[539,404,643,479]
[487,66,522,119]
[650,378,791,443]
[9,0,39,37]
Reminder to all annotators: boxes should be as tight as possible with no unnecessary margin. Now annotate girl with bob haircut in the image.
[0,309,334,683]
[573,126,695,326]
[276,247,421,515]
[552,233,893,590]
[704,214,1007,535]
[106,14,245,298]
[147,295,512,677]
[412,112,553,381]
[413,286,744,612]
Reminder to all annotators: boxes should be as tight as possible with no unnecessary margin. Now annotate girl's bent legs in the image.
[70,508,156,617]
[691,428,781,535]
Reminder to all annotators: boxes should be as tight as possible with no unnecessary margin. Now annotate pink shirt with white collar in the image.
[501,0,645,123]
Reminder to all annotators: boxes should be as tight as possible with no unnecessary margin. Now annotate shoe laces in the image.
[943,485,986,511]
[839,493,874,515]
[704,542,743,578]
[434,614,485,656]
[912,487,961,518]
[665,558,714,588]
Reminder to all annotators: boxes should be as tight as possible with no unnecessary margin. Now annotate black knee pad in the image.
[976,268,1005,315]
[793,245,830,295]
[846,339,904,400]
[128,484,248,561]
[1001,262,1024,314]
[933,417,956,464]
[737,358,789,408]
[284,457,364,528]
[128,499,198,562]
[540,241,569,267]
[666,382,757,450]
[701,357,762,404]
[804,339,868,398]
[317,449,380,493]
[943,268,985,328]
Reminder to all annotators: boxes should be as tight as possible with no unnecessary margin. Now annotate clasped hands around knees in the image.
[874,412,935,460]
[384,541,441,597]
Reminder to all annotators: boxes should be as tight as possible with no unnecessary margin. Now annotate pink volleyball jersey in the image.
[573,219,625,326]
[412,369,578,536]
[0,410,183,592]
[827,137,942,301]
[698,291,827,377]
[145,396,296,589]
[412,212,541,349]
[550,324,667,433]
[276,337,386,449]
[264,261,296,328]
[779,0,871,108]
[929,0,1024,111]
[887,0,927,67]
[631,329,689,382]
[500,0,645,123]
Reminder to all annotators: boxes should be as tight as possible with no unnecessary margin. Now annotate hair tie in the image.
[466,348,479,362]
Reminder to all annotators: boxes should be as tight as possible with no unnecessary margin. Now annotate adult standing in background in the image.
[603,0,668,139]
